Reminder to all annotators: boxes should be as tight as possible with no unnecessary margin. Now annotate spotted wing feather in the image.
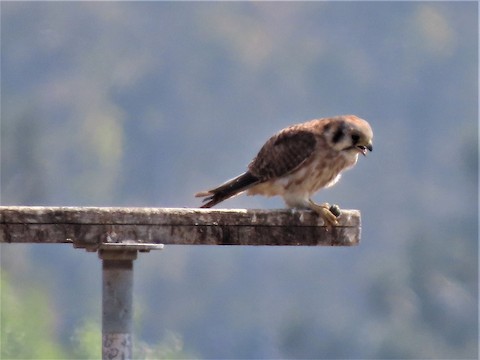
[196,127,317,208]
[248,128,317,180]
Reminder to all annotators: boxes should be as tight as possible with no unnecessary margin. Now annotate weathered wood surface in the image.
[0,206,361,247]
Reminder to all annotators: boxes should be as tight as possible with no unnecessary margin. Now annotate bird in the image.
[195,115,373,226]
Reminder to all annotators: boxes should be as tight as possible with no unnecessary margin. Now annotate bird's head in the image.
[324,115,373,156]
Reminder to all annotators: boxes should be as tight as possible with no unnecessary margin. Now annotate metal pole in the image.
[99,250,137,360]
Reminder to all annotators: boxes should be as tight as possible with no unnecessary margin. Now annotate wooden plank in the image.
[0,206,360,247]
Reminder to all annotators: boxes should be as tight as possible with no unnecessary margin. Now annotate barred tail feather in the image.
[195,172,260,208]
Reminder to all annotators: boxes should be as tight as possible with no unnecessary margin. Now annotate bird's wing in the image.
[248,128,317,180]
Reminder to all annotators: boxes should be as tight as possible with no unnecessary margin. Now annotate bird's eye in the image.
[351,134,360,144]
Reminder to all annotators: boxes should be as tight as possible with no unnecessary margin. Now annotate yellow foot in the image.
[308,199,341,227]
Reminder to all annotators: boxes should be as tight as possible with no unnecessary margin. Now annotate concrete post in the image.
[99,250,137,360]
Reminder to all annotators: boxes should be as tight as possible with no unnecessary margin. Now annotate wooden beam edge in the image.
[0,206,361,246]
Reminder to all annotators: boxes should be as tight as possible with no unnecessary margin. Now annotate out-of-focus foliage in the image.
[70,320,194,359]
[1,2,477,359]
[0,274,193,360]
[0,274,67,359]
[70,320,102,360]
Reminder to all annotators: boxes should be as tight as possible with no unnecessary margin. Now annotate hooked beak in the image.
[357,142,373,156]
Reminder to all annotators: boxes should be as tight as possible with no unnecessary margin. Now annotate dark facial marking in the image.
[332,127,345,143]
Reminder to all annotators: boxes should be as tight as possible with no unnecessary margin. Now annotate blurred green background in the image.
[1,2,477,359]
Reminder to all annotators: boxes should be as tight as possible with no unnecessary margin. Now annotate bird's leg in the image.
[307,199,340,227]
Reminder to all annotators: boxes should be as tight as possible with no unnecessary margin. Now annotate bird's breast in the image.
[247,151,356,197]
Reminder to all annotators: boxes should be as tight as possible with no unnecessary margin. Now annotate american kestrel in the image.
[195,115,373,226]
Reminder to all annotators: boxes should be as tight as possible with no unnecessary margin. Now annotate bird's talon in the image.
[308,200,339,227]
